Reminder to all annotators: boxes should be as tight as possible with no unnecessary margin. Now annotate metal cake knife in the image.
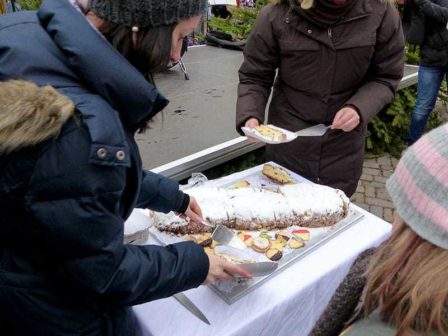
[173,292,210,325]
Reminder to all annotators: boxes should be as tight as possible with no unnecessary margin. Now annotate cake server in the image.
[173,292,210,325]
[292,124,330,137]
[208,223,247,250]
[242,123,330,145]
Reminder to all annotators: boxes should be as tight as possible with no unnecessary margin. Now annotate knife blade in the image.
[173,292,210,325]
[238,261,278,277]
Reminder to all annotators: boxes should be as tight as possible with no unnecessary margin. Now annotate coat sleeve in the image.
[135,169,187,213]
[414,0,448,24]
[27,149,209,306]
[344,3,405,124]
[236,4,279,134]
[309,249,376,336]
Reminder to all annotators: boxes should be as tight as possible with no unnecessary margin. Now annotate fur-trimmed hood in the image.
[0,80,74,154]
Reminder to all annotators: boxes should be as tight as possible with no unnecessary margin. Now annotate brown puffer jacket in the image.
[236,0,405,196]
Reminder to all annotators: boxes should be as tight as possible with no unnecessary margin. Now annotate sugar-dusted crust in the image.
[152,183,350,235]
[254,125,287,141]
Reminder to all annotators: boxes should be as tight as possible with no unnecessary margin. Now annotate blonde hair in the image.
[360,218,448,335]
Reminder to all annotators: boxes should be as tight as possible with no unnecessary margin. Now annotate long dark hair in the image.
[98,21,173,75]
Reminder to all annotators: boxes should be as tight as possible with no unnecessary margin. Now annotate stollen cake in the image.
[254,125,286,141]
[152,183,350,235]
[262,164,296,184]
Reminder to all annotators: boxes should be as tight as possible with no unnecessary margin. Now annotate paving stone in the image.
[365,197,394,208]
[356,203,370,211]
[358,152,403,222]
[363,159,380,169]
[360,173,373,182]
[374,175,388,183]
[351,192,365,204]
[377,156,392,165]
[380,165,394,172]
[370,205,383,218]
[368,181,388,189]
[384,208,394,223]
[377,190,392,202]
[363,167,381,176]
[365,186,376,198]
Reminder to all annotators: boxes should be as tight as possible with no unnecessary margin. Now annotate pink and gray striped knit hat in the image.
[386,123,448,249]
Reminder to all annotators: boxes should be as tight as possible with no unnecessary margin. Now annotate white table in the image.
[132,168,392,336]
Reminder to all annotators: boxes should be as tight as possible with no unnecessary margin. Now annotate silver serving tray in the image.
[149,162,364,305]
[209,208,364,304]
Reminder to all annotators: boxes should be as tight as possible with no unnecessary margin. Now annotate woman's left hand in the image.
[184,196,204,223]
[331,106,360,132]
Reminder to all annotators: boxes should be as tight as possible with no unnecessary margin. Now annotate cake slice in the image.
[262,164,296,184]
[254,125,287,141]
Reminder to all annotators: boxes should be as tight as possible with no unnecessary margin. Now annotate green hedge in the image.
[366,46,442,156]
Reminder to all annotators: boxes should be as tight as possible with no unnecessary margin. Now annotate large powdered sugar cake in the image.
[153,184,350,235]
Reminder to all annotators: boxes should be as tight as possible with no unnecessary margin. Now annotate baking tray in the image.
[209,208,363,304]
[148,162,364,304]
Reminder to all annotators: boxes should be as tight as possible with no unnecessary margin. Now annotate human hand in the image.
[244,118,260,142]
[331,106,360,132]
[203,253,252,285]
[183,196,204,223]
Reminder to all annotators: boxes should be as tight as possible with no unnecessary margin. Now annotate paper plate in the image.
[241,125,297,144]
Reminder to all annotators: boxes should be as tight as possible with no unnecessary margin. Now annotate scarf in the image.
[291,0,356,27]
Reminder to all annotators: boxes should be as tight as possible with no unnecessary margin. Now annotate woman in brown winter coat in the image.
[236,0,405,196]
[311,123,448,336]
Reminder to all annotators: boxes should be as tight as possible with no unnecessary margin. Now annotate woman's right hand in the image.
[244,118,260,143]
[203,253,252,285]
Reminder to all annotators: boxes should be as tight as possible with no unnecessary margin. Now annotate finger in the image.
[333,111,353,129]
[189,197,203,217]
[331,111,344,129]
[245,118,259,128]
[340,115,360,132]
[224,264,252,279]
[185,209,203,223]
[217,271,234,282]
[246,136,261,143]
[191,204,203,219]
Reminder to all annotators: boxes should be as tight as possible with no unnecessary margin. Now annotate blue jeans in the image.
[408,65,448,144]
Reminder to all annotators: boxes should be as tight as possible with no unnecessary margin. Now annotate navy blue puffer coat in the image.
[0,1,209,335]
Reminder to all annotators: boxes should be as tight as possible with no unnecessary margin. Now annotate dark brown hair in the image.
[98,21,174,75]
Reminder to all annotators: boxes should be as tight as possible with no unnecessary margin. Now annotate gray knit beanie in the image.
[386,123,448,249]
[90,0,208,28]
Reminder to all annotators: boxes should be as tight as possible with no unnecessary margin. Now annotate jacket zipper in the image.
[336,14,369,26]
[328,27,332,40]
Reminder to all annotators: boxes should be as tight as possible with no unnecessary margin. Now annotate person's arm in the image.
[414,0,448,24]
[28,156,209,306]
[236,4,279,134]
[344,3,405,124]
[136,170,205,222]
[309,249,376,336]
[136,169,186,213]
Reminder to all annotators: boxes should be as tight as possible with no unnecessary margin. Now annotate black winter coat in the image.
[0,1,209,335]
[413,0,448,66]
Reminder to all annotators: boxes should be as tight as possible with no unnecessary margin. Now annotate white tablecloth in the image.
[133,204,391,336]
